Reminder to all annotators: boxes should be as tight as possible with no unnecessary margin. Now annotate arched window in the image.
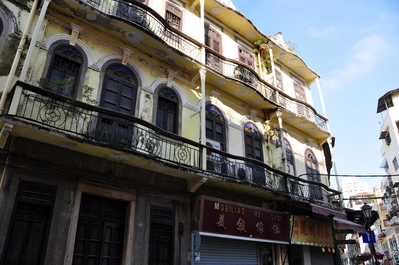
[100,64,137,114]
[97,64,138,144]
[46,45,83,97]
[0,19,3,42]
[244,122,263,161]
[305,149,322,200]
[285,139,295,175]
[205,105,226,151]
[0,5,15,54]
[244,122,265,185]
[156,87,179,134]
[305,149,319,180]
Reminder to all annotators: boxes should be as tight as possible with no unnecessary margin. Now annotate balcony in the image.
[204,51,328,138]
[77,0,202,61]
[2,81,340,208]
[51,0,328,141]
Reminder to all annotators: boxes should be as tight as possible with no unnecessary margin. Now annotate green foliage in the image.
[38,77,97,105]
[285,40,299,54]
[82,85,97,105]
[253,40,279,74]
[38,77,75,96]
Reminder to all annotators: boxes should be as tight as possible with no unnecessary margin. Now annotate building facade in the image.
[0,0,355,264]
[377,89,399,265]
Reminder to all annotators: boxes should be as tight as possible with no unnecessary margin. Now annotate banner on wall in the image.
[291,215,334,246]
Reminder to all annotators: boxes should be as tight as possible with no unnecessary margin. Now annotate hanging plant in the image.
[253,40,279,74]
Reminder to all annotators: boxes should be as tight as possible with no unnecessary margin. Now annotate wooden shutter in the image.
[276,70,283,90]
[205,24,222,53]
[238,46,254,69]
[294,83,306,101]
[166,2,182,30]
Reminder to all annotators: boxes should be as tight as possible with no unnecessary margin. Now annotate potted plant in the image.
[253,40,278,74]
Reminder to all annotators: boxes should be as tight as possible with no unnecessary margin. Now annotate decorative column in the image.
[200,67,207,169]
[276,109,286,171]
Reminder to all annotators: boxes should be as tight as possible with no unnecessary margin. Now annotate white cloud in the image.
[322,34,392,91]
[307,26,337,37]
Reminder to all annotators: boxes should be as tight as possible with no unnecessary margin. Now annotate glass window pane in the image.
[106,79,119,92]
[122,85,133,98]
[120,96,132,110]
[104,91,117,105]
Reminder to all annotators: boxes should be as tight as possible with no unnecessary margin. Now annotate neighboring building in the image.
[345,192,374,264]
[340,177,370,207]
[0,0,362,264]
[373,186,390,264]
[377,89,399,264]
[346,192,374,211]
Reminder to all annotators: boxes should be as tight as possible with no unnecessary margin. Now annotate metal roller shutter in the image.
[196,236,258,264]
[309,246,335,265]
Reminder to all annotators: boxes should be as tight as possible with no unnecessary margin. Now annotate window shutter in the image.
[275,70,283,90]
[294,83,306,101]
[238,46,254,69]
[166,2,182,30]
[205,24,222,53]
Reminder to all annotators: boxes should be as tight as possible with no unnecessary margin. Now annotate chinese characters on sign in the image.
[201,199,289,242]
[291,215,333,245]
[216,214,226,230]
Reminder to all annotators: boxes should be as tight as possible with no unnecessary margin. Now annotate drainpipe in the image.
[316,77,340,203]
[199,0,207,170]
[9,0,52,115]
[0,0,41,114]
[200,67,207,169]
[316,77,337,174]
[276,109,286,171]
[269,45,275,85]
[316,77,330,133]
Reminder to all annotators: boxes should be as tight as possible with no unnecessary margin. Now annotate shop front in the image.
[196,196,289,264]
[290,215,335,265]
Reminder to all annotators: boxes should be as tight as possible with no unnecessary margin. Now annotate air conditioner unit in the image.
[206,139,221,150]
[234,164,252,181]
[206,139,227,174]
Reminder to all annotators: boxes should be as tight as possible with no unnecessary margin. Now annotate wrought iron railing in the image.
[12,82,201,169]
[7,81,340,208]
[277,93,327,130]
[79,0,201,60]
[205,52,328,130]
[205,51,276,102]
[75,0,327,131]
[206,148,340,205]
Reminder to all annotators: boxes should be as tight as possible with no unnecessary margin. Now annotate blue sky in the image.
[231,0,399,191]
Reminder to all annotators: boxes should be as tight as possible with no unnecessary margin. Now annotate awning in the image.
[310,204,347,219]
[334,218,367,233]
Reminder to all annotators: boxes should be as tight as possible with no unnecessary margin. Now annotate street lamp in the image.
[361,203,379,265]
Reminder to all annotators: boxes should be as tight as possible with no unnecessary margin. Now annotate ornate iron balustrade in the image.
[277,94,327,130]
[11,82,201,169]
[76,0,327,131]
[205,51,328,131]
[7,81,340,208]
[79,0,201,60]
[205,52,276,102]
[206,146,341,206]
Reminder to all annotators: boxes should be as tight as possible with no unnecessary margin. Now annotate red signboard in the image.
[200,198,289,243]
